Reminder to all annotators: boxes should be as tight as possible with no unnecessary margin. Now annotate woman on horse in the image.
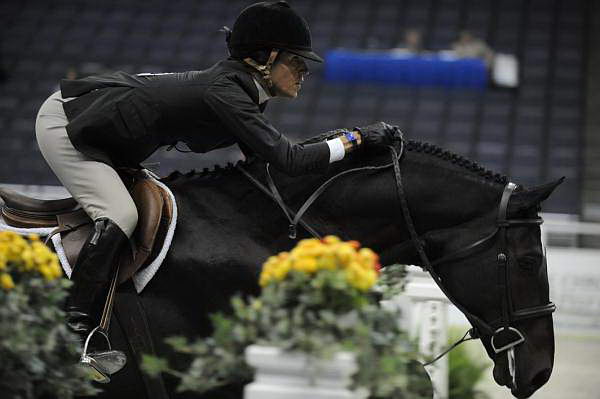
[35,0,399,341]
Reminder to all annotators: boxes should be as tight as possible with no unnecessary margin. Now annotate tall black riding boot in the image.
[66,218,129,341]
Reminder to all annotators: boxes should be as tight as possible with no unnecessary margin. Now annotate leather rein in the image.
[237,142,556,382]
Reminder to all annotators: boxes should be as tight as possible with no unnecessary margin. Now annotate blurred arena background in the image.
[0,1,598,398]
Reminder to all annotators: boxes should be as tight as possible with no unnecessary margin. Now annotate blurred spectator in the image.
[65,66,78,80]
[53,66,79,92]
[452,31,494,67]
[79,62,107,77]
[394,29,423,54]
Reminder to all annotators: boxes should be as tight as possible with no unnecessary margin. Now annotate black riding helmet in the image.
[227,1,323,63]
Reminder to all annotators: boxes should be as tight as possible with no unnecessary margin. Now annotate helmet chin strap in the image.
[243,49,279,96]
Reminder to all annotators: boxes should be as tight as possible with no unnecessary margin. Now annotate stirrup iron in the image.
[78,265,127,383]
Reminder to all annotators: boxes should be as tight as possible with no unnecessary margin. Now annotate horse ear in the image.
[508,177,565,214]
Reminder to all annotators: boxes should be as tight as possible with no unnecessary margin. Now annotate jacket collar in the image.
[219,59,259,102]
[215,59,270,112]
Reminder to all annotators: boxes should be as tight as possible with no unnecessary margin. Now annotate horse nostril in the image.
[531,368,552,388]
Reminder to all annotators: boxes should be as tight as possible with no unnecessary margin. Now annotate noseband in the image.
[238,141,556,388]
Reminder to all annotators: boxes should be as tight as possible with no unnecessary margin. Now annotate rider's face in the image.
[271,52,309,98]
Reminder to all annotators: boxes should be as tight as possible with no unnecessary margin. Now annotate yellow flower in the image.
[38,265,54,281]
[259,271,272,287]
[293,257,318,273]
[335,244,356,264]
[317,254,336,270]
[48,260,63,279]
[358,248,377,265]
[20,249,35,271]
[297,238,321,248]
[323,235,341,244]
[0,232,63,284]
[273,259,291,281]
[345,262,378,291]
[0,272,15,291]
[0,231,19,242]
[259,236,379,290]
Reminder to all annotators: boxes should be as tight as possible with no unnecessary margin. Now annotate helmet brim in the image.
[285,48,324,63]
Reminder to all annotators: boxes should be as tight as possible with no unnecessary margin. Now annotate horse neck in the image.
[271,148,507,265]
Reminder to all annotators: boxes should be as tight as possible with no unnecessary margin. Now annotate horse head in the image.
[425,178,563,398]
[257,138,562,398]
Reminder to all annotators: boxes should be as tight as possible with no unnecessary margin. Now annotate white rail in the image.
[384,267,450,399]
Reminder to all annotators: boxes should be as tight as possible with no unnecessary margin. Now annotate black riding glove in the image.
[355,122,401,147]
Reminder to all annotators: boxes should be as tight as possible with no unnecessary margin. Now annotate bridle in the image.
[238,140,556,389]
[388,143,556,389]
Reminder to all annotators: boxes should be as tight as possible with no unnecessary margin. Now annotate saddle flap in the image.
[149,182,173,262]
[117,179,169,284]
[132,179,164,254]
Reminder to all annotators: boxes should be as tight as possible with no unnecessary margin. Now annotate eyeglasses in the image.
[286,54,310,78]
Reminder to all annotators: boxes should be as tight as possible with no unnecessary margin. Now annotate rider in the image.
[34,0,400,341]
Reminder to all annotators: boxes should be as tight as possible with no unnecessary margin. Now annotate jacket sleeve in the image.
[204,76,330,176]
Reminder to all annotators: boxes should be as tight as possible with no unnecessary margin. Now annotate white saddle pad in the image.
[0,177,177,293]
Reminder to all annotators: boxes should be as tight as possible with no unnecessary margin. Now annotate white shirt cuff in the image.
[326,138,345,163]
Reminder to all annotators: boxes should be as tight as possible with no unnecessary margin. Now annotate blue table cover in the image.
[324,49,488,89]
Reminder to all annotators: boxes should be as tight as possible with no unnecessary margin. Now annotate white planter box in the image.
[244,344,368,399]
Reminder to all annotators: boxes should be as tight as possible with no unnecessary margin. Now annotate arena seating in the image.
[0,0,586,213]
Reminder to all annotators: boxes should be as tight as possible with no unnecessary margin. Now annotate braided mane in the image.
[404,140,508,184]
[302,131,507,184]
[162,133,508,185]
[303,131,508,184]
[162,161,243,183]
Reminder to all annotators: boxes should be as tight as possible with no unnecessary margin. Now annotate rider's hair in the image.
[234,48,283,66]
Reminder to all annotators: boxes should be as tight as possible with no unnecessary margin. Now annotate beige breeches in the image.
[35,91,138,238]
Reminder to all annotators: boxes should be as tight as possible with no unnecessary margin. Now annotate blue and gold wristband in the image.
[339,130,361,151]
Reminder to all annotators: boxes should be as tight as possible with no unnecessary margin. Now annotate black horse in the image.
[83,136,560,399]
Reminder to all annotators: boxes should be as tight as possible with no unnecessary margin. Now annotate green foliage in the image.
[374,264,407,300]
[0,273,99,399]
[448,329,490,399]
[143,264,432,398]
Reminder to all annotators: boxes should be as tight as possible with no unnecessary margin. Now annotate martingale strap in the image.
[237,164,323,239]
[238,145,405,240]
[265,162,394,239]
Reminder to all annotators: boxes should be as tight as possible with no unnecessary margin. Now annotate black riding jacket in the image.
[60,59,329,175]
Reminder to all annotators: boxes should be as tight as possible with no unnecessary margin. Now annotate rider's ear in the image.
[508,177,565,215]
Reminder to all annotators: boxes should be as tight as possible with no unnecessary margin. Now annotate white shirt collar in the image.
[253,77,272,104]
